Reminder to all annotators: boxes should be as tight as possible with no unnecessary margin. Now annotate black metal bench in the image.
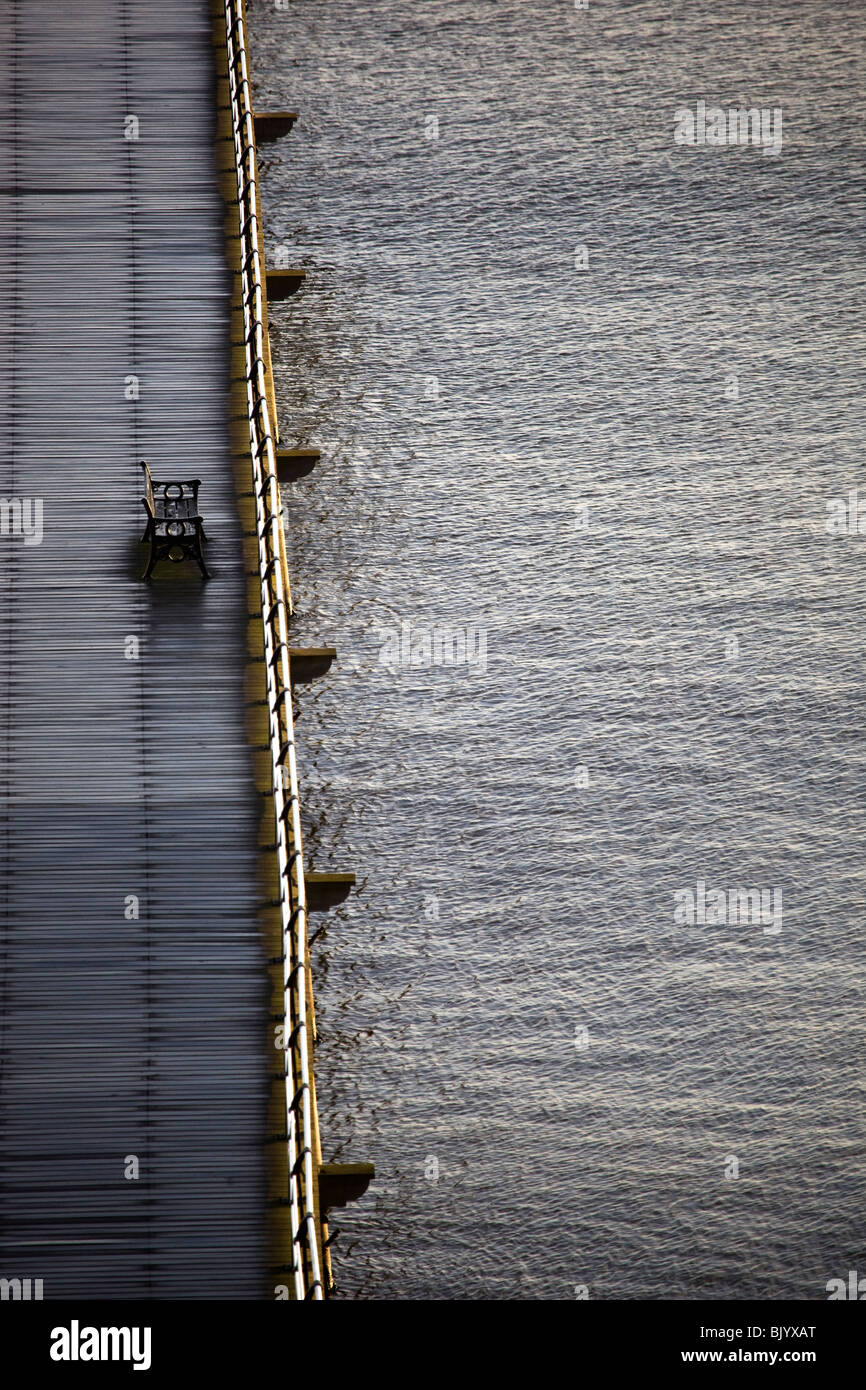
[140,460,210,580]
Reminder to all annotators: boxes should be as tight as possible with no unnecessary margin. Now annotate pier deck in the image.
[0,0,271,1297]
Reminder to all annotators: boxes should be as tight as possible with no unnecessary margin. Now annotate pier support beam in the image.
[276,448,320,481]
[319,1163,375,1213]
[289,646,337,683]
[305,871,356,912]
[267,268,306,300]
[255,110,298,141]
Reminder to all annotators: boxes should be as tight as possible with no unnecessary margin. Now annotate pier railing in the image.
[223,0,324,1300]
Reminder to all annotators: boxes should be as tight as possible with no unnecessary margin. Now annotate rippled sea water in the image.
[246,0,866,1299]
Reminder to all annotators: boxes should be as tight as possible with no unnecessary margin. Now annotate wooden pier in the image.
[0,0,370,1302]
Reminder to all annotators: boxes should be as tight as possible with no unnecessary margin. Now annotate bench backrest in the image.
[140,460,155,511]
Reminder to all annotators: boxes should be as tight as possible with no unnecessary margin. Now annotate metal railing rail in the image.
[223,0,324,1301]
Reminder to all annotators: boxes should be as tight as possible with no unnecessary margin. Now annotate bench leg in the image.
[193,524,210,579]
[194,542,211,580]
[142,536,157,581]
